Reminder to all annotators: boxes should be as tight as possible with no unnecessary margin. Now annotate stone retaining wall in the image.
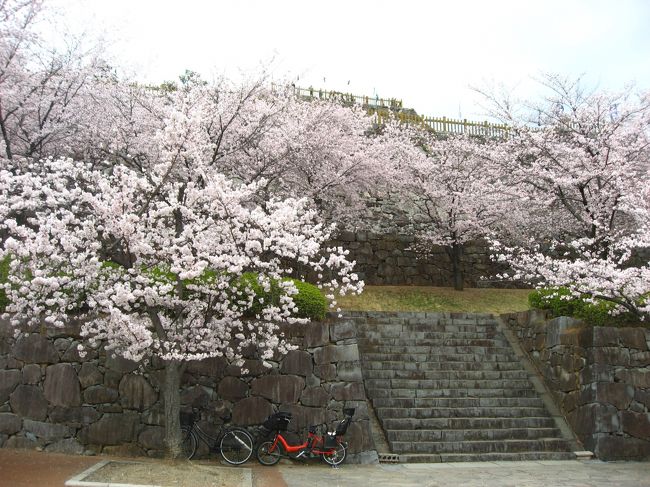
[0,316,377,463]
[501,311,650,460]
[331,232,504,287]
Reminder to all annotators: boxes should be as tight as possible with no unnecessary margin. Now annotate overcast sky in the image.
[54,0,650,120]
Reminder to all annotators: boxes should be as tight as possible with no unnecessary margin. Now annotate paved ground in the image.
[1,449,649,487]
[271,460,650,487]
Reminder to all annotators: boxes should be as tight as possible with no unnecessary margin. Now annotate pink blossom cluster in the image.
[1,156,363,364]
[484,75,650,318]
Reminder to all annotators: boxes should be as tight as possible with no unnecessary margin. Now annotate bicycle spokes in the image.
[220,429,254,465]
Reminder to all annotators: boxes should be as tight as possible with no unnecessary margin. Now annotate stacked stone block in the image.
[330,232,503,287]
[0,316,377,462]
[502,311,650,460]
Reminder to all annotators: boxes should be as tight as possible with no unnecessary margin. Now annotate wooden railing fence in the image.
[290,85,509,138]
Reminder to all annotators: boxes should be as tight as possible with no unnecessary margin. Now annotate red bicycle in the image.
[256,408,354,466]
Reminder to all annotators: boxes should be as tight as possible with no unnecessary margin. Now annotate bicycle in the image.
[180,410,254,465]
[256,408,354,467]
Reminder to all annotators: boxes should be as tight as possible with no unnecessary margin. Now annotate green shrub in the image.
[0,258,327,321]
[286,279,328,321]
[232,272,283,317]
[232,273,327,321]
[528,286,635,326]
[528,287,578,317]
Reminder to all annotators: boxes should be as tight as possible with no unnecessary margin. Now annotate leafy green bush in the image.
[528,287,578,317]
[232,272,283,317]
[286,279,328,320]
[0,259,328,321]
[232,273,327,321]
[528,286,635,326]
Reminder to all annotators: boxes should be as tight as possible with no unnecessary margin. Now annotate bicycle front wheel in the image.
[219,427,254,465]
[256,440,282,466]
[181,426,198,460]
[322,441,347,466]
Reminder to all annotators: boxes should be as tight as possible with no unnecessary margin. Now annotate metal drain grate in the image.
[378,453,400,463]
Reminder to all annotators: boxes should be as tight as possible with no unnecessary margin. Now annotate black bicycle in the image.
[180,411,254,465]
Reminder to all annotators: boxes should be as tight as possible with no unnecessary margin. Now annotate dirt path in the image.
[0,449,98,487]
[0,448,289,487]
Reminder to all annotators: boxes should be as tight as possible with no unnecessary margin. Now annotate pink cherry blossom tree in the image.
[263,97,381,227]
[385,126,510,290]
[0,0,105,161]
[0,76,364,457]
[484,75,650,317]
[78,75,382,230]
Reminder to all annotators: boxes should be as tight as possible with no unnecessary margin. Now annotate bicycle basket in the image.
[262,412,292,431]
[324,432,338,449]
[179,410,197,426]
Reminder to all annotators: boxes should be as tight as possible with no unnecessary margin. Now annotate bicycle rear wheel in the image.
[322,441,347,466]
[219,427,254,465]
[181,426,197,460]
[256,440,282,466]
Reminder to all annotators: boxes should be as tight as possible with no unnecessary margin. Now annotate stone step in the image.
[354,312,574,461]
[365,378,533,390]
[361,352,519,363]
[361,345,517,355]
[362,360,525,372]
[363,368,530,380]
[372,396,545,409]
[358,337,510,347]
[399,451,577,463]
[355,316,498,325]
[376,406,551,419]
[368,387,539,399]
[381,416,558,430]
[356,324,498,335]
[358,329,504,338]
[386,427,563,443]
[390,438,571,454]
[346,311,494,321]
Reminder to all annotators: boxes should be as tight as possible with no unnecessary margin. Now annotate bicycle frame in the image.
[269,429,339,457]
[189,422,221,451]
[257,409,353,466]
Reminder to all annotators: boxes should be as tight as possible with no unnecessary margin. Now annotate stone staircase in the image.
[354,312,577,462]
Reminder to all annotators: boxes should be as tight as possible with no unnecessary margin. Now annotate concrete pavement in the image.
[1,448,649,487]
[271,460,650,487]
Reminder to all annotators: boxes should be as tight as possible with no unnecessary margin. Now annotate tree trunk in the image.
[446,243,464,291]
[162,359,183,459]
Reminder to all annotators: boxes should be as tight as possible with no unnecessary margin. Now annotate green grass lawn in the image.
[336,286,532,314]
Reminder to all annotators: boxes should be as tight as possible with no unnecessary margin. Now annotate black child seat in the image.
[335,408,355,435]
[324,408,355,448]
[262,411,292,432]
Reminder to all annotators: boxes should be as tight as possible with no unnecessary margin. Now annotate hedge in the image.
[0,263,328,321]
[528,286,639,326]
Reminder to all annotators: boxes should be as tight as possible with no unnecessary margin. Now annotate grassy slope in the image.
[337,286,531,314]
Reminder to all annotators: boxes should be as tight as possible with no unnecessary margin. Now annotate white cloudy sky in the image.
[54,0,650,120]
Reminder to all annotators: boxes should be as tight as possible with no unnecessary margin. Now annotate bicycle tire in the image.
[219,427,254,465]
[256,440,282,466]
[181,426,198,460]
[322,441,347,466]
